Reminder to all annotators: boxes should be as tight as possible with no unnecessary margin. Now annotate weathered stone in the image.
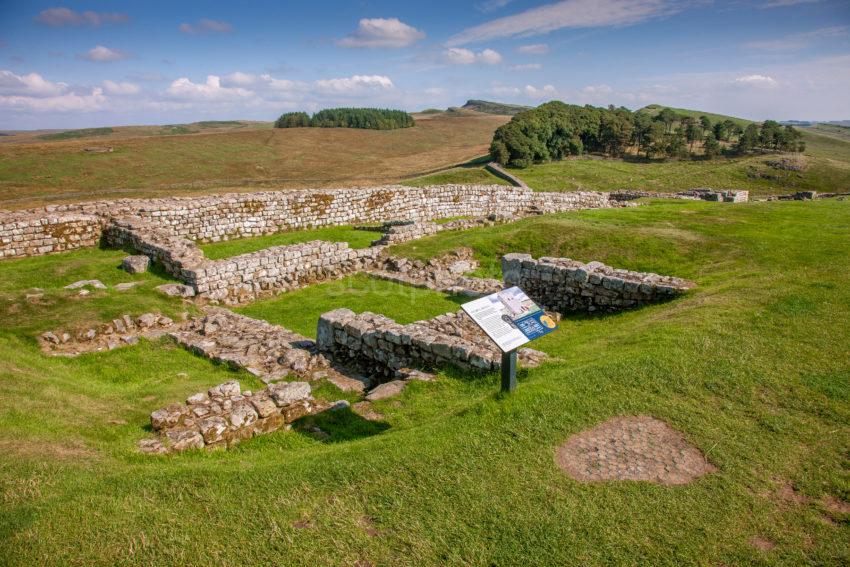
[199,416,229,444]
[250,396,278,418]
[122,255,150,274]
[156,284,196,298]
[269,381,311,406]
[165,427,204,451]
[150,403,185,431]
[64,279,106,290]
[365,380,406,401]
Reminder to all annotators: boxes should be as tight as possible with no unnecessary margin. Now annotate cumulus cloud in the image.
[0,70,67,96]
[314,75,395,94]
[525,84,556,98]
[337,18,425,48]
[34,7,128,27]
[179,19,232,35]
[517,43,550,54]
[443,48,502,65]
[447,0,676,46]
[733,74,779,88]
[102,80,140,95]
[166,75,252,101]
[80,45,131,62]
[580,84,613,94]
[220,72,304,92]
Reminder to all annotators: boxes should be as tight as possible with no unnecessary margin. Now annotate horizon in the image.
[1,0,850,129]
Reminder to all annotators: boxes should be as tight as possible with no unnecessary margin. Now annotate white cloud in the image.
[102,80,140,95]
[81,45,130,62]
[760,0,820,8]
[337,18,425,48]
[743,26,847,51]
[476,0,514,12]
[34,8,128,27]
[0,88,106,113]
[491,84,521,97]
[517,43,550,54]
[0,70,67,96]
[525,84,557,98]
[314,75,395,94]
[222,72,256,87]
[165,75,253,101]
[510,63,543,71]
[443,48,503,65]
[733,74,779,88]
[581,84,613,94]
[447,0,677,46]
[179,19,232,35]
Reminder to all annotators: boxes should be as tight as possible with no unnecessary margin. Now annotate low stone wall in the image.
[316,308,547,380]
[502,254,694,313]
[105,217,383,303]
[368,248,502,297]
[611,189,748,203]
[0,184,618,260]
[139,379,316,454]
[0,213,103,259]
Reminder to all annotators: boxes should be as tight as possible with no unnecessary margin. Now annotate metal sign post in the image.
[461,286,558,395]
[501,349,517,393]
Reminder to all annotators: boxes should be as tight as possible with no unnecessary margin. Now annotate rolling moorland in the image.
[1,102,849,207]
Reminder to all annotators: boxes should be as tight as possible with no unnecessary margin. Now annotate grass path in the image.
[0,200,848,565]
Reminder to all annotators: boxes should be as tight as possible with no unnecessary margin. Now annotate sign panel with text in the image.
[461,286,558,353]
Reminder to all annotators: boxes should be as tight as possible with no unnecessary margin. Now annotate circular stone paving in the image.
[555,415,717,485]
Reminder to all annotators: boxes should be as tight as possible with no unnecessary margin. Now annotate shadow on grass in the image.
[99,239,185,283]
[293,407,390,444]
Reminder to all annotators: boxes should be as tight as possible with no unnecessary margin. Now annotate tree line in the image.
[275,108,415,130]
[490,102,805,168]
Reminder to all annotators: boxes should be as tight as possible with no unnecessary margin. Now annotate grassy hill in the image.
[461,99,531,116]
[406,106,850,197]
[0,112,509,208]
[1,199,848,564]
[637,104,754,129]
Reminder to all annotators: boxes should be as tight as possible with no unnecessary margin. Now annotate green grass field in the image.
[1,200,848,565]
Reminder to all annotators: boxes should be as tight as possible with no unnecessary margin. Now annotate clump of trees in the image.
[490,102,804,168]
[274,108,414,130]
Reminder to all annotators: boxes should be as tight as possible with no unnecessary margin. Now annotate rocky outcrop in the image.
[502,254,694,314]
[139,379,316,454]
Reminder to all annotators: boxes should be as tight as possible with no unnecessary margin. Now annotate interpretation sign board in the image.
[461,286,558,353]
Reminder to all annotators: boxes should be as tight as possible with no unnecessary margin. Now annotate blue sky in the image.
[1,0,849,129]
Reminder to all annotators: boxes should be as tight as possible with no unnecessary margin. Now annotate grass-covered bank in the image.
[1,200,848,565]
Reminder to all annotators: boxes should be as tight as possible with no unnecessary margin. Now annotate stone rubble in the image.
[139,379,316,454]
[369,248,502,298]
[611,188,749,203]
[121,255,150,274]
[39,312,179,356]
[502,254,695,314]
[64,279,107,290]
[168,308,335,384]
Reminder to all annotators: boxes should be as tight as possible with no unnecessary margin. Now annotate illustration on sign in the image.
[461,286,558,352]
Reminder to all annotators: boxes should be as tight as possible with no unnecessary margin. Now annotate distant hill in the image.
[638,104,754,129]
[461,100,531,116]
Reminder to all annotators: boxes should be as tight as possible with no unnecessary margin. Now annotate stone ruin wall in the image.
[502,254,694,313]
[316,308,548,380]
[104,218,384,303]
[0,185,616,260]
